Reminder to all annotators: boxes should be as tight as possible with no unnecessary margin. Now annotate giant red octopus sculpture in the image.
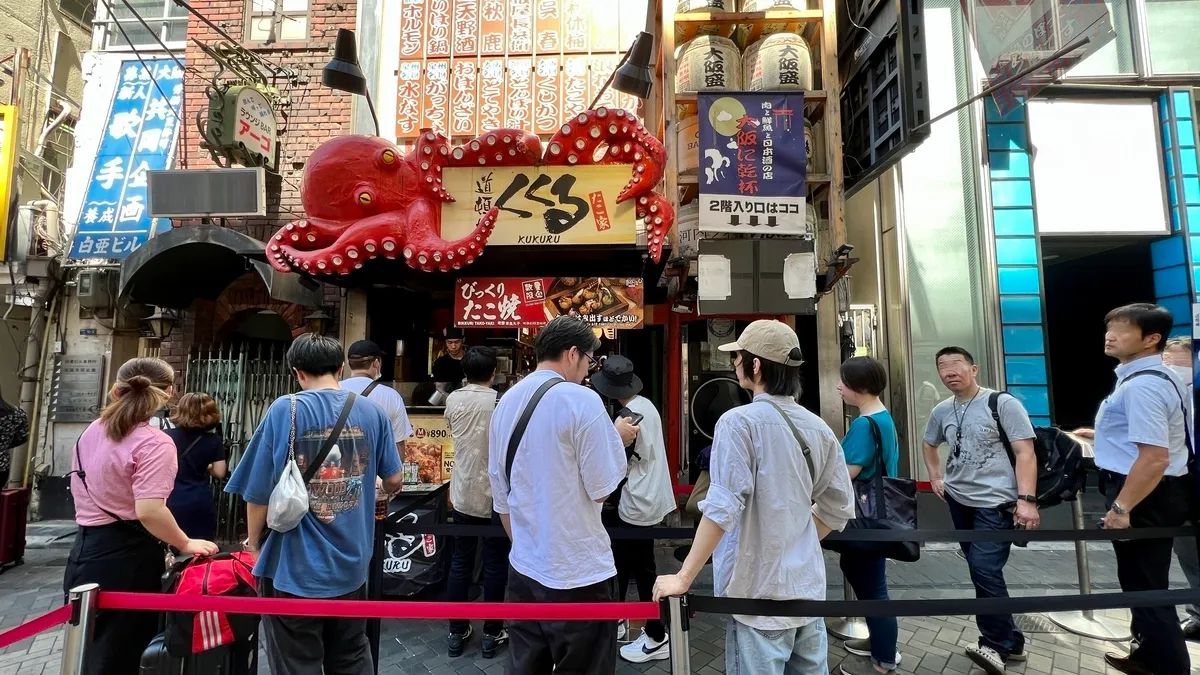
[266,108,675,275]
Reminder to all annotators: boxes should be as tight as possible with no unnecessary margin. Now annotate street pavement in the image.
[2,524,1199,675]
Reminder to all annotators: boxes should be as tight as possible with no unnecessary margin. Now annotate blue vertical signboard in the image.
[697,92,807,236]
[68,58,184,260]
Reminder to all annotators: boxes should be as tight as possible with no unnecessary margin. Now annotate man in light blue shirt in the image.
[1080,303,1195,675]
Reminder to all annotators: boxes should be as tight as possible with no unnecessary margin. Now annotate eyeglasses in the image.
[586,352,601,371]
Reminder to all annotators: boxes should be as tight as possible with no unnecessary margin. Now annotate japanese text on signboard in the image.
[69,58,184,260]
[698,93,808,236]
[455,277,644,329]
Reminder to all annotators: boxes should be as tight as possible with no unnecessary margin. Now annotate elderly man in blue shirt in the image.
[1075,303,1196,675]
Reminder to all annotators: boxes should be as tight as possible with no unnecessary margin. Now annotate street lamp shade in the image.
[143,307,177,340]
[612,32,655,100]
[323,28,368,96]
[304,307,334,335]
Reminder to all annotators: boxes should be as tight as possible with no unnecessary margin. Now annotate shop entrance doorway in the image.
[1042,237,1156,430]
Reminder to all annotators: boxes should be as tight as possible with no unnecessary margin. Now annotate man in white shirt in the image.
[488,316,639,675]
[654,320,856,675]
[590,355,676,664]
[444,346,510,659]
[341,340,413,450]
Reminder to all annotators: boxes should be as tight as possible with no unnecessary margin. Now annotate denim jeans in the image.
[725,618,828,675]
[839,553,898,669]
[945,495,1024,659]
[446,511,511,636]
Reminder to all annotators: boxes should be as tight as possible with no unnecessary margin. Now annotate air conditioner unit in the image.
[147,168,267,218]
[77,269,115,309]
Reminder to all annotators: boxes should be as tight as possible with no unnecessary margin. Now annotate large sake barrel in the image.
[806,203,817,235]
[677,115,700,173]
[676,36,742,92]
[676,202,700,260]
[742,0,807,10]
[742,32,814,91]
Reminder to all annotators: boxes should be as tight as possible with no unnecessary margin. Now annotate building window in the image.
[60,0,95,25]
[1063,0,1137,77]
[1145,0,1200,74]
[97,0,187,50]
[248,0,309,44]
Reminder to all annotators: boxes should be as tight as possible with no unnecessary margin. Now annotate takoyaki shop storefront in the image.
[267,129,675,596]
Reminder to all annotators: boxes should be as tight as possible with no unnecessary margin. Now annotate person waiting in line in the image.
[64,358,219,675]
[226,334,404,675]
[1162,336,1200,642]
[488,316,639,675]
[835,356,902,675]
[444,346,511,659]
[590,355,676,664]
[342,339,414,445]
[164,393,227,541]
[1071,304,1194,674]
[654,320,856,675]
[922,346,1038,675]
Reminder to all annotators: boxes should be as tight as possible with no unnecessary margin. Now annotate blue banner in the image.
[697,92,807,235]
[69,58,184,259]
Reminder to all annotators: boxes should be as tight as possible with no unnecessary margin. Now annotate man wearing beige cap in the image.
[654,320,856,675]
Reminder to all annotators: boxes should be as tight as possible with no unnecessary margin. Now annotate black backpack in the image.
[988,392,1087,508]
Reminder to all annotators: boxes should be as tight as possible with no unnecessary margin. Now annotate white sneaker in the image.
[616,620,628,641]
[842,638,902,666]
[965,644,1006,675]
[619,629,670,663]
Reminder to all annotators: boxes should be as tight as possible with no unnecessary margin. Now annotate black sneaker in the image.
[447,625,473,657]
[482,629,509,659]
[1183,618,1200,642]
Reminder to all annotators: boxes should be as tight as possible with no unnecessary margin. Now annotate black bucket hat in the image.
[590,355,643,399]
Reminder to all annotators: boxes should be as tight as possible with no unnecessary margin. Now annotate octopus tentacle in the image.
[635,193,674,265]
[271,212,408,276]
[403,207,499,273]
[447,128,542,167]
[542,108,665,203]
[412,129,454,203]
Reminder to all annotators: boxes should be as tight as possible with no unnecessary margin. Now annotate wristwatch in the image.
[1110,501,1129,516]
[1017,494,1037,505]
[240,537,259,553]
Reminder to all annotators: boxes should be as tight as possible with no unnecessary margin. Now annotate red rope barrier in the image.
[0,605,72,650]
[98,592,660,621]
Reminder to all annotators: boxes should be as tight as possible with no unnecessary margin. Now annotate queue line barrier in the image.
[37,584,1200,675]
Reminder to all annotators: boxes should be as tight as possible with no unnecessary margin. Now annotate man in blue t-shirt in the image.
[226,333,403,675]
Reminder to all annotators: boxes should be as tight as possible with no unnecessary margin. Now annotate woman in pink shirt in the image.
[63,357,218,675]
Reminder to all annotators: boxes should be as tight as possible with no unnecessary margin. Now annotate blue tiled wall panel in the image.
[988,124,1028,152]
[1002,325,1046,355]
[1162,89,1200,300]
[991,181,1034,208]
[1154,265,1190,298]
[1005,356,1048,385]
[1008,386,1051,417]
[998,266,1041,294]
[993,209,1036,236]
[989,151,1031,179]
[1151,235,1186,269]
[1158,294,1190,326]
[999,295,1043,324]
[996,237,1039,265]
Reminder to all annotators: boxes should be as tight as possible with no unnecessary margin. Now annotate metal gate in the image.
[183,342,297,543]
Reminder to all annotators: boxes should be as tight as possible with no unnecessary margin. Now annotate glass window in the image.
[1063,0,1137,77]
[248,0,309,43]
[99,0,186,49]
[60,0,95,25]
[1146,0,1200,74]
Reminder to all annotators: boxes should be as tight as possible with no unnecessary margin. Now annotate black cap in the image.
[444,327,464,339]
[591,355,643,399]
[347,340,387,359]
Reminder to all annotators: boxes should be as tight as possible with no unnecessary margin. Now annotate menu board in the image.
[455,277,644,329]
[402,415,455,488]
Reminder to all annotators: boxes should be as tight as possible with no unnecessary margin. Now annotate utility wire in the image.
[94,0,182,122]
[171,0,292,76]
[113,0,188,74]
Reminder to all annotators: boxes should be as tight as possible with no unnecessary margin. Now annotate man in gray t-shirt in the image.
[921,347,1039,675]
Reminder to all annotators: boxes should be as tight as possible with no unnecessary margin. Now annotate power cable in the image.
[113,0,188,74]
[171,0,293,77]
[93,0,182,123]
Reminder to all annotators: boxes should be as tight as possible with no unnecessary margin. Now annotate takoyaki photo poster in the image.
[454,277,644,329]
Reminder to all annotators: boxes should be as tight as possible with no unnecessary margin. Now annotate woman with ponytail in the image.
[64,357,219,675]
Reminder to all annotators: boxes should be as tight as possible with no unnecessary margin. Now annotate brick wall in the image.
[160,0,354,376]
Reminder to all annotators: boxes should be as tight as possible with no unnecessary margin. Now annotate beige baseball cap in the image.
[717,320,804,366]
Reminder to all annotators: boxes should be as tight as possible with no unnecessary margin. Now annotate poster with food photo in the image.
[455,277,644,329]
[403,415,454,488]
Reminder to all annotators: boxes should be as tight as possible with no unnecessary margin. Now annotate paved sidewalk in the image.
[3,542,1198,675]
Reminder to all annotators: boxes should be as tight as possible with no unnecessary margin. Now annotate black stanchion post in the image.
[367,503,385,674]
[666,595,691,675]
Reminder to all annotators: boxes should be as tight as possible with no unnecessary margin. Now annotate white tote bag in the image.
[267,394,308,532]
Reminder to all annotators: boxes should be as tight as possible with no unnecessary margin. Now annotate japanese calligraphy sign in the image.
[962,0,1114,116]
[69,58,184,260]
[455,277,644,329]
[441,165,637,245]
[697,93,808,236]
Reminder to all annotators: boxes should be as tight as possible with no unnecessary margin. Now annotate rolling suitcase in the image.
[0,487,29,572]
[140,631,258,674]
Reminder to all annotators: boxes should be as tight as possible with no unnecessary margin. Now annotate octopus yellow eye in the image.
[358,192,372,206]
[381,149,396,164]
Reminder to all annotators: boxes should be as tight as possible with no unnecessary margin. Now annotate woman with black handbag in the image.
[835,357,902,675]
[64,358,219,675]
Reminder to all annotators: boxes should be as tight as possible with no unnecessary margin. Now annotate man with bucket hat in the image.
[591,356,676,663]
[654,320,855,675]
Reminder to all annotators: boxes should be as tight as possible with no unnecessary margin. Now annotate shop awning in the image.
[118,225,323,309]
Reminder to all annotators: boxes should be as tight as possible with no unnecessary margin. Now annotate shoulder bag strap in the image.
[505,377,565,481]
[1122,370,1193,454]
[761,400,816,480]
[864,414,887,478]
[361,379,382,398]
[300,391,358,485]
[72,435,155,539]
[178,435,204,462]
[988,391,1017,466]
